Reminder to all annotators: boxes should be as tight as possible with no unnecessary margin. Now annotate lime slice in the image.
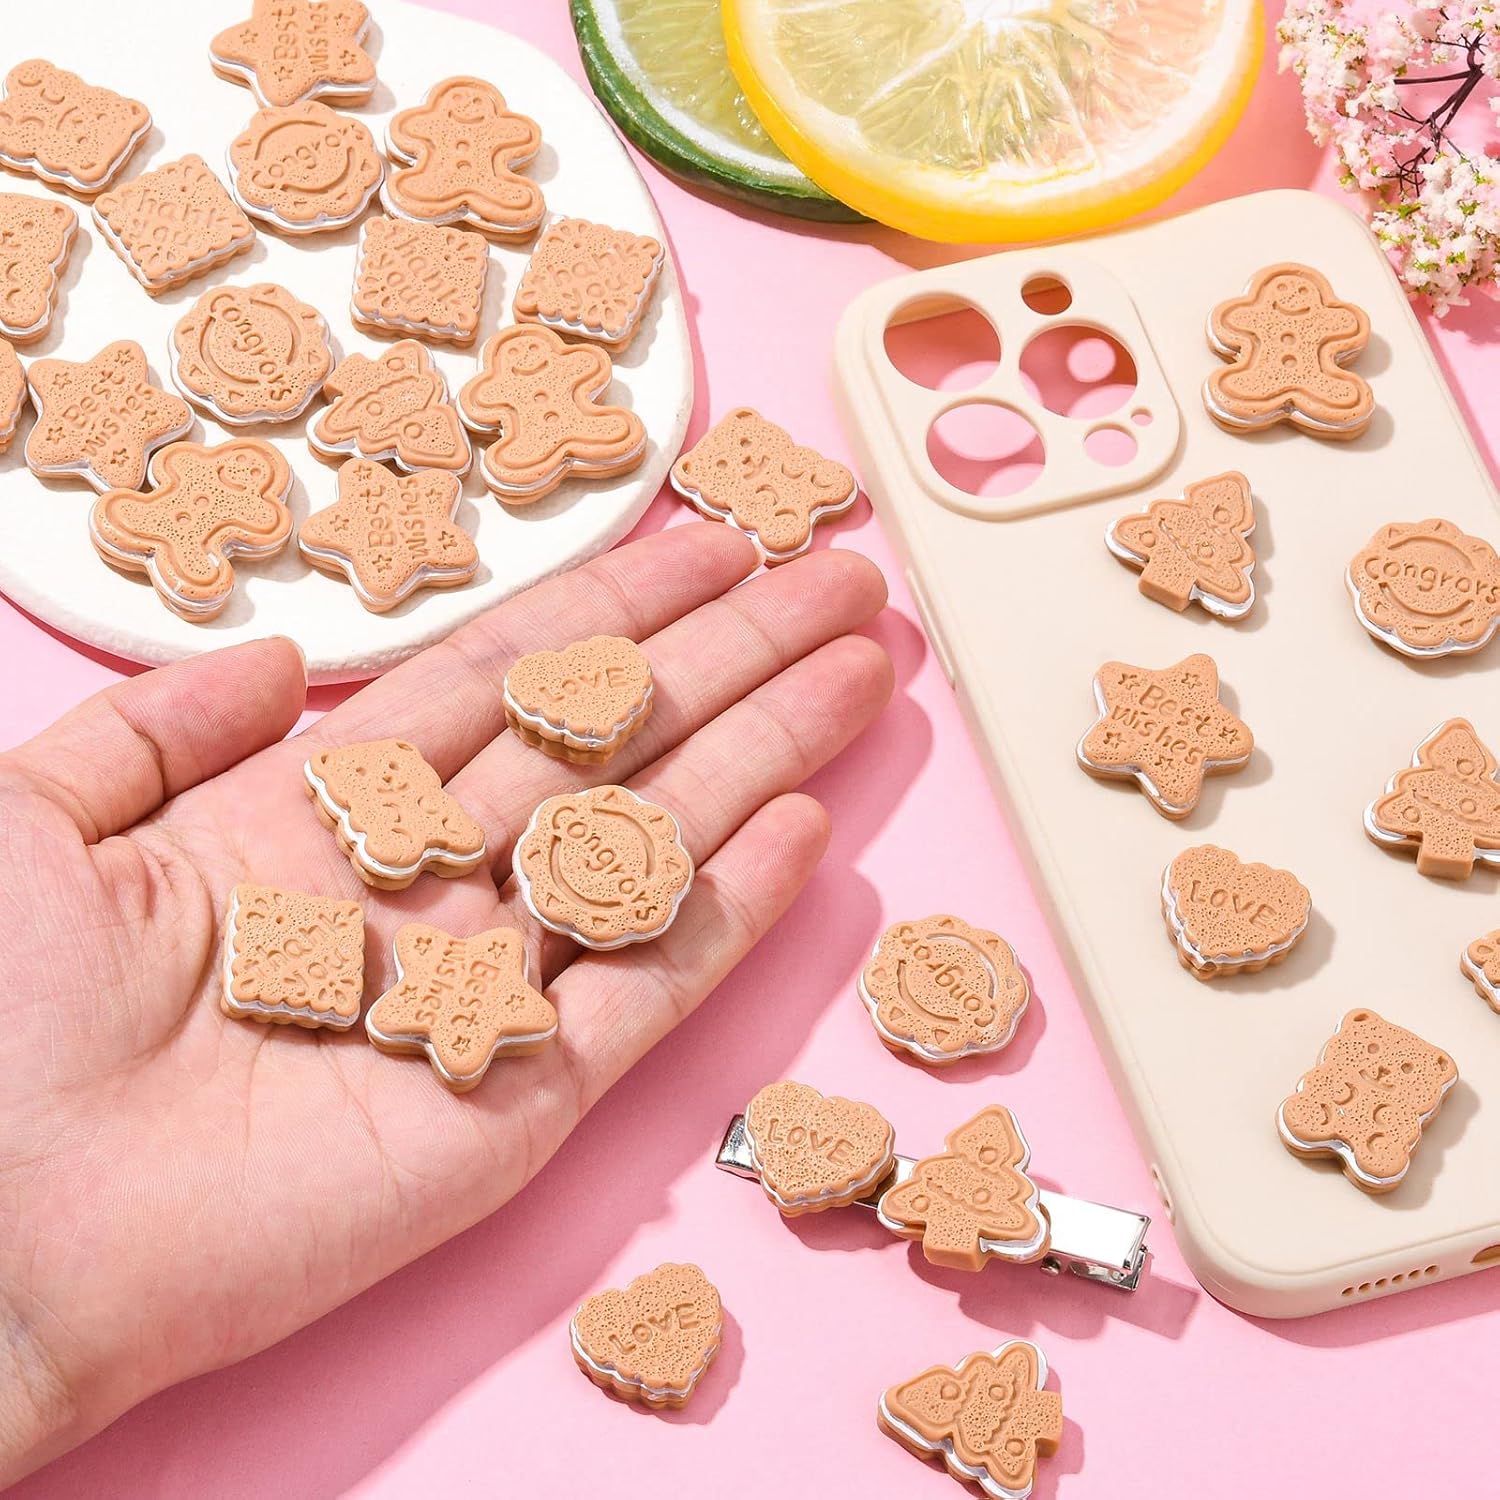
[571,0,862,221]
[722,0,1263,242]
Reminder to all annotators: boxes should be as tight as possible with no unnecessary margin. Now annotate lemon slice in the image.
[571,0,860,220]
[722,0,1263,241]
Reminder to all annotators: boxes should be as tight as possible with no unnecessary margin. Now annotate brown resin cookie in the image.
[880,1340,1062,1500]
[859,914,1030,1065]
[1278,1009,1457,1193]
[299,458,478,613]
[876,1105,1049,1272]
[1460,930,1500,1015]
[1077,654,1253,820]
[1364,718,1500,879]
[365,923,557,1092]
[1347,518,1500,659]
[744,1080,895,1215]
[513,784,693,950]
[170,282,332,426]
[460,324,644,502]
[0,60,149,196]
[228,102,383,235]
[221,883,364,1029]
[570,1263,721,1409]
[514,218,665,349]
[1205,263,1373,439]
[0,340,26,452]
[210,0,377,109]
[89,439,294,621]
[304,738,487,890]
[1106,471,1256,620]
[671,407,858,565]
[0,193,77,342]
[383,76,544,238]
[502,635,653,765]
[1161,845,1311,980]
[93,155,256,295]
[351,215,488,344]
[310,340,472,475]
[26,340,192,491]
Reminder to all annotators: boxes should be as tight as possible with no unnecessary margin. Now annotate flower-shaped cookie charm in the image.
[514,218,665,348]
[1161,845,1311,979]
[0,59,150,195]
[1347,518,1500,659]
[210,0,377,108]
[89,439,295,621]
[513,784,693,950]
[744,1080,895,1215]
[0,192,77,342]
[228,102,383,235]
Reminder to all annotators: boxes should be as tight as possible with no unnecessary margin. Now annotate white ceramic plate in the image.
[0,0,692,682]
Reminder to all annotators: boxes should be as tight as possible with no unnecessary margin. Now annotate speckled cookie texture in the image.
[0,60,149,195]
[570,1263,722,1409]
[1460,930,1500,1015]
[1278,1009,1457,1193]
[859,914,1030,1065]
[744,1080,895,1215]
[0,193,77,342]
[210,0,376,108]
[514,218,664,348]
[513,784,693,950]
[299,458,477,613]
[304,738,487,890]
[876,1105,1049,1272]
[0,340,27,451]
[171,282,332,426]
[502,635,653,764]
[670,407,858,565]
[89,439,294,621]
[221,883,364,1029]
[93,155,256,294]
[1161,845,1311,979]
[365,923,557,1092]
[351,215,489,344]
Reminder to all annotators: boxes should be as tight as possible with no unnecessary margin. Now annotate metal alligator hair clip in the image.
[715,1081,1150,1290]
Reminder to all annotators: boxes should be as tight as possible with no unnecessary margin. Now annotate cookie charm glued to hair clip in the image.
[1205,262,1374,439]
[351,216,489,345]
[0,341,27,453]
[514,218,665,349]
[570,1263,722,1409]
[0,60,150,196]
[743,1080,896,1215]
[1278,1009,1457,1193]
[1161,845,1311,980]
[1364,718,1500,878]
[365,923,557,1092]
[459,324,645,502]
[383,76,544,238]
[1106,471,1256,619]
[304,738,487,890]
[89,439,295,621]
[671,407,859,566]
[859,915,1030,1065]
[0,193,77,343]
[513,785,692,949]
[879,1340,1063,1500]
[502,635,653,765]
[1460,929,1500,1014]
[1076,655,1253,819]
[209,0,377,108]
[221,883,364,1030]
[1346,518,1500,659]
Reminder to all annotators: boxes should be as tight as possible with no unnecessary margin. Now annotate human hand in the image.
[0,524,891,1482]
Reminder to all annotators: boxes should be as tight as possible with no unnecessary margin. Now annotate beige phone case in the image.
[834,189,1500,1319]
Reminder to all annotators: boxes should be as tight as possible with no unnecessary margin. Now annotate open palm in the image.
[0,523,891,1483]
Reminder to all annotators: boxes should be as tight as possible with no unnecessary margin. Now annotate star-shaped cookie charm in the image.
[210,0,377,108]
[365,923,557,1092]
[1077,654,1253,819]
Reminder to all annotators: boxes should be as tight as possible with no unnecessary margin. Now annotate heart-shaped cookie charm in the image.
[1161,845,1311,979]
[744,1080,895,1215]
[569,1263,721,1408]
[503,635,653,764]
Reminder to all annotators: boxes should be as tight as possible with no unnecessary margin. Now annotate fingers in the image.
[0,638,306,843]
[447,546,888,846]
[314,522,758,776]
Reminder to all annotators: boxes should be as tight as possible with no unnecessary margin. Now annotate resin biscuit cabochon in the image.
[228,102,384,234]
[1460,930,1500,1015]
[0,341,26,450]
[744,1080,895,1215]
[502,635,653,757]
[209,0,377,109]
[0,0,691,683]
[514,217,665,348]
[221,883,364,1028]
[351,215,488,344]
[1161,845,1311,978]
[880,1341,1063,1500]
[1278,1008,1457,1193]
[0,193,78,343]
[570,1263,721,1408]
[0,59,149,196]
[859,914,1031,1064]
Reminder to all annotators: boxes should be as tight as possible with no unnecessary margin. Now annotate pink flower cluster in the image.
[1279,0,1500,312]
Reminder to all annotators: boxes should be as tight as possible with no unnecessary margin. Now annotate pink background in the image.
[7,4,1500,1496]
